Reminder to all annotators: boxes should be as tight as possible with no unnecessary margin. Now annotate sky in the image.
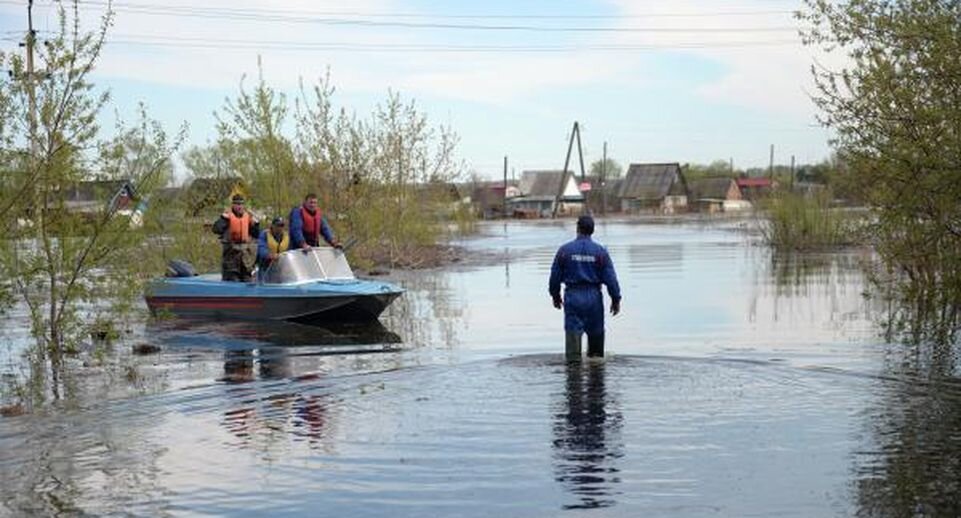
[0,0,835,181]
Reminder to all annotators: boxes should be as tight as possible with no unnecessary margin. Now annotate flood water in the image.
[2,219,961,516]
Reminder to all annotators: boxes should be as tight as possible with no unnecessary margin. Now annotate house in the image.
[584,176,622,214]
[687,177,750,213]
[736,177,777,199]
[509,170,584,217]
[467,181,521,219]
[182,177,247,217]
[62,180,137,214]
[617,163,688,214]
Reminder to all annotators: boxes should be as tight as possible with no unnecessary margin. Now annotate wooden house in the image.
[509,170,584,217]
[617,163,688,214]
[687,177,750,213]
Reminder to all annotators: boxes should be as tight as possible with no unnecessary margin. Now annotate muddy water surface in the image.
[2,219,960,516]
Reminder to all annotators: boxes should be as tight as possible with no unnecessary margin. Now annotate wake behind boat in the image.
[145,248,403,322]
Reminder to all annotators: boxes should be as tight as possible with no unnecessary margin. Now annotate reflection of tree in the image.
[747,249,878,325]
[0,399,166,515]
[552,361,623,510]
[855,352,961,516]
[381,269,462,349]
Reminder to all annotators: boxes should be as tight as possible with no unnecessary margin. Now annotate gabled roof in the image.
[63,180,136,203]
[688,177,737,201]
[618,163,686,199]
[736,177,775,188]
[518,170,577,199]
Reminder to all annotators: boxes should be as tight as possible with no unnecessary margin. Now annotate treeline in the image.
[148,65,468,273]
[799,0,961,346]
[0,3,467,406]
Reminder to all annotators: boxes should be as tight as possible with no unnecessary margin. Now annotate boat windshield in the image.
[260,248,355,285]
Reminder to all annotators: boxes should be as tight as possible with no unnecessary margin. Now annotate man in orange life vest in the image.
[288,193,341,251]
[211,194,261,282]
[257,216,290,270]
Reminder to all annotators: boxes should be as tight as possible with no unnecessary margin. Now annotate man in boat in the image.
[288,193,342,251]
[257,216,290,270]
[211,194,260,282]
[549,215,621,359]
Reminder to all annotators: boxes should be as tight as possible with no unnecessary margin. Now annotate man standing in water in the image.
[549,215,621,359]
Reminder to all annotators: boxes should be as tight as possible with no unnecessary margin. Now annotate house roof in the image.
[519,170,575,199]
[63,180,135,203]
[736,177,774,188]
[688,177,737,201]
[618,163,685,199]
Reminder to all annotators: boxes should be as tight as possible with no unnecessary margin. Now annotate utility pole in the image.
[25,0,37,154]
[790,155,796,190]
[552,121,587,218]
[601,141,607,216]
[502,155,508,218]
[729,157,734,176]
[768,144,775,179]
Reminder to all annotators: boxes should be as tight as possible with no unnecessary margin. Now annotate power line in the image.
[91,36,800,53]
[0,1,799,33]
[0,1,795,21]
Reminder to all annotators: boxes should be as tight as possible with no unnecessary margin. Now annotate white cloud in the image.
[603,0,822,117]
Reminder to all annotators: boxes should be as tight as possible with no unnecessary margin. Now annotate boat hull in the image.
[146,275,403,322]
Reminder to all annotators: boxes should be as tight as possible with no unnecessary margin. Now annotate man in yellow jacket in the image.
[257,216,290,271]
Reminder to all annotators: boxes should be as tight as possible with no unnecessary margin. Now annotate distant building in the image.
[618,163,688,214]
[467,181,520,219]
[509,170,584,217]
[62,180,136,214]
[735,177,777,200]
[687,177,750,213]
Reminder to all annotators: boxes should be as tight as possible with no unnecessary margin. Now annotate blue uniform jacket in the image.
[288,206,335,249]
[549,235,621,335]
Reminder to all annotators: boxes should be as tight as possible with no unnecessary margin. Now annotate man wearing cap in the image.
[212,194,260,282]
[257,216,290,270]
[549,215,621,359]
[289,193,342,251]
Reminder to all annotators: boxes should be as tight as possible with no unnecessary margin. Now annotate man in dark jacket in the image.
[549,215,621,359]
[288,193,341,250]
[212,194,260,281]
[257,216,290,270]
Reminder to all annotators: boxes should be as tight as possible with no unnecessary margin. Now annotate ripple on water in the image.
[0,352,895,516]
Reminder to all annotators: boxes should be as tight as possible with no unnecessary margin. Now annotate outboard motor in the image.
[166,259,197,278]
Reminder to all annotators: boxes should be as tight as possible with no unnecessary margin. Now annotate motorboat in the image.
[145,248,403,322]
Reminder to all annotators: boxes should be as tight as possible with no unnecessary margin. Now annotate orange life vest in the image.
[301,206,323,245]
[227,211,251,243]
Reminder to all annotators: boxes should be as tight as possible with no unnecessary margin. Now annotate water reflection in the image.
[855,349,961,516]
[552,360,623,510]
[148,318,402,350]
[218,347,337,452]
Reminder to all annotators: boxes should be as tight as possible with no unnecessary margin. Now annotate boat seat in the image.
[166,259,198,278]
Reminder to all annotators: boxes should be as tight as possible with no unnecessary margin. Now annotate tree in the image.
[589,158,622,180]
[0,3,179,403]
[800,0,961,343]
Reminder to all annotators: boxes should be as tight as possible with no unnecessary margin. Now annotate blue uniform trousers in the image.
[563,285,605,336]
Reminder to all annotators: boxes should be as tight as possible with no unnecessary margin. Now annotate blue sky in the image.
[0,0,833,181]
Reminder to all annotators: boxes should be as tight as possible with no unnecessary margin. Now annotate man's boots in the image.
[565,332,582,359]
[587,333,605,358]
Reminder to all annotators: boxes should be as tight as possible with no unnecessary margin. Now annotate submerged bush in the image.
[760,190,859,251]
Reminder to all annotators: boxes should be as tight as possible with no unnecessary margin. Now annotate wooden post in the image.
[502,155,508,218]
[552,122,578,219]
